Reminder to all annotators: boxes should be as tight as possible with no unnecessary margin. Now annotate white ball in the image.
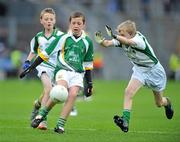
[50,85,68,103]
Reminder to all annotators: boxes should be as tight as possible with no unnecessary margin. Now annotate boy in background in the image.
[22,8,63,130]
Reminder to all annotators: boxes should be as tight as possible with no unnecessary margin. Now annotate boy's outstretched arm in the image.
[94,31,114,47]
[105,25,136,46]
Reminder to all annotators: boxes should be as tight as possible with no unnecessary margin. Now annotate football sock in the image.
[57,117,66,128]
[38,107,49,118]
[34,99,41,109]
[122,109,131,123]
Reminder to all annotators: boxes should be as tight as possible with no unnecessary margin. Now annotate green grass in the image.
[0,79,180,142]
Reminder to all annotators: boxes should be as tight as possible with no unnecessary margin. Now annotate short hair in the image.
[69,11,85,24]
[117,20,136,37]
[40,8,56,19]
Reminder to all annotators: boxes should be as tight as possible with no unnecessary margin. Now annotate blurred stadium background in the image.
[0,0,180,80]
[1,1,180,141]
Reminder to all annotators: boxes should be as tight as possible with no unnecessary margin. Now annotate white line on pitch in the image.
[0,126,96,131]
[1,126,179,134]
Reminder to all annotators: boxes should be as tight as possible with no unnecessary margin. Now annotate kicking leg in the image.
[54,85,80,134]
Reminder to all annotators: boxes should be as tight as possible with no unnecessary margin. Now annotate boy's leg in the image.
[36,73,52,130]
[31,107,48,128]
[114,78,143,132]
[153,91,174,119]
[40,73,52,107]
[54,85,79,134]
[31,98,41,120]
[30,73,52,121]
[31,99,55,128]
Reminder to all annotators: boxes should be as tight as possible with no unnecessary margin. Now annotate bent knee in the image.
[155,101,163,107]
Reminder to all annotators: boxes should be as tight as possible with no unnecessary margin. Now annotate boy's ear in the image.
[40,18,43,24]
[128,32,132,36]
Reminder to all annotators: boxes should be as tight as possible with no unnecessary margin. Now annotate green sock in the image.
[38,107,49,119]
[122,109,131,123]
[57,117,66,128]
[34,99,41,109]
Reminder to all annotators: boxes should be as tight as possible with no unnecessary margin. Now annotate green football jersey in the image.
[40,31,94,73]
[30,28,63,68]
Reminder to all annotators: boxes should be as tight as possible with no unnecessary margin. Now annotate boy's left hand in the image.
[105,25,117,39]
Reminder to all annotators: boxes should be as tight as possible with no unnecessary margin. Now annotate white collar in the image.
[67,30,86,40]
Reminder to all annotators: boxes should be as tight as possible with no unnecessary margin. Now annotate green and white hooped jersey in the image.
[40,31,93,73]
[113,31,158,69]
[30,28,63,69]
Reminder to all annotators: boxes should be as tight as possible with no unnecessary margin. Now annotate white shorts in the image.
[131,62,167,92]
[55,69,84,88]
[36,64,54,81]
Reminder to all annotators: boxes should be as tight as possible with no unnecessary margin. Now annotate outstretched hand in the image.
[94,31,105,44]
[105,25,117,39]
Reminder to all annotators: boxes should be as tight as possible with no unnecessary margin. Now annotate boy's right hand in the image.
[23,60,30,70]
[19,67,31,78]
[94,31,105,44]
[84,82,93,97]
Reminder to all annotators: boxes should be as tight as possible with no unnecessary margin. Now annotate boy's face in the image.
[40,13,56,31]
[69,17,85,36]
[118,28,132,39]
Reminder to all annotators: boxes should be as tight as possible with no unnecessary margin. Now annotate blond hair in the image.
[40,8,56,19]
[117,20,136,37]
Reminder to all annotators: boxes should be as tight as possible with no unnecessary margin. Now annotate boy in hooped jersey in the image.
[95,20,174,132]
[21,11,94,134]
[22,8,63,130]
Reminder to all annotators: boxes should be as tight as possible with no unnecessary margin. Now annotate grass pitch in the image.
[0,79,180,142]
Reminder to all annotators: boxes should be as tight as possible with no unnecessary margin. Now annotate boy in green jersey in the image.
[95,20,174,132]
[20,11,93,134]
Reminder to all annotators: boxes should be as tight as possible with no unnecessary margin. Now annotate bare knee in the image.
[155,101,163,107]
[68,93,76,100]
[67,90,78,101]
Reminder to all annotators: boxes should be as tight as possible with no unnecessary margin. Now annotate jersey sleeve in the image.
[112,39,122,47]
[131,34,146,50]
[83,38,94,70]
[30,36,39,53]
